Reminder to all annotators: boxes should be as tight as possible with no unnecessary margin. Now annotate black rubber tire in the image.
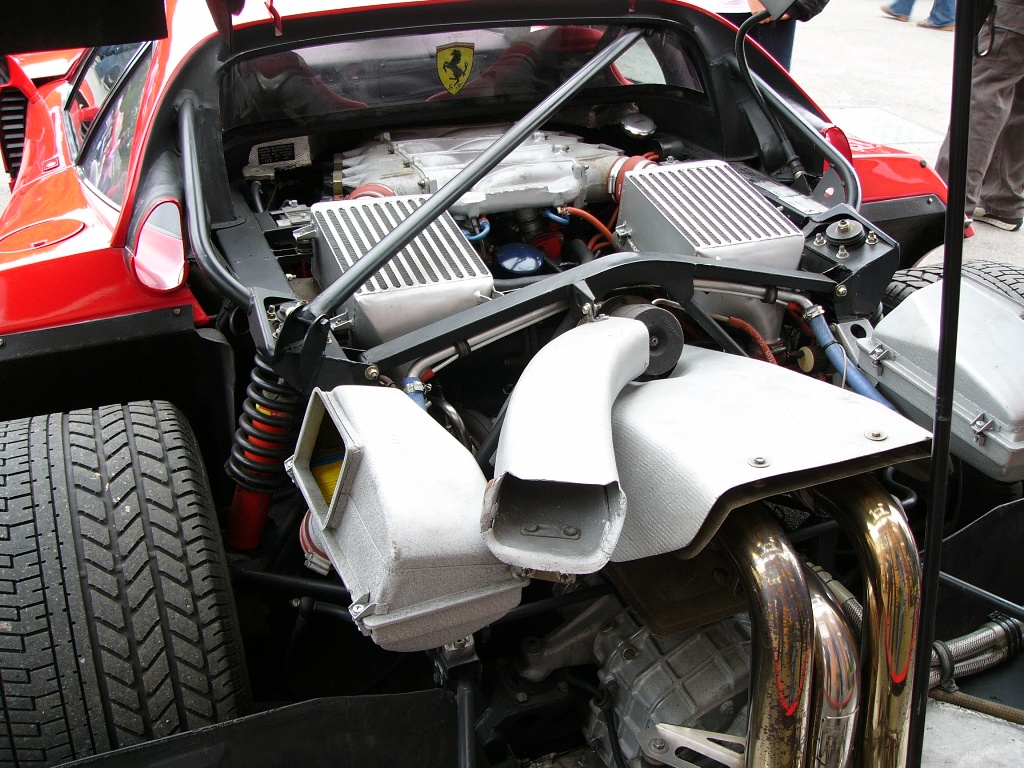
[883,260,1024,313]
[0,401,249,767]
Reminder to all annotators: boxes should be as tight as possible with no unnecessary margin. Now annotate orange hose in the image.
[725,316,778,364]
[643,151,661,161]
[564,206,617,245]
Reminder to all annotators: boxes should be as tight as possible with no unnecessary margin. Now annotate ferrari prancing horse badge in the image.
[437,43,474,95]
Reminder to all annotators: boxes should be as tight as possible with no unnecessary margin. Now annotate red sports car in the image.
[2,2,1022,767]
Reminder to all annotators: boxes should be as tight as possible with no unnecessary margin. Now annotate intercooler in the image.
[615,159,805,266]
[615,160,806,341]
[311,196,493,345]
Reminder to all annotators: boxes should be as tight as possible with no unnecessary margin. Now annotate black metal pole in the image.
[300,27,645,321]
[905,2,978,763]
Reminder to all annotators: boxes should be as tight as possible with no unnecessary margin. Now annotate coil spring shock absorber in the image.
[226,355,302,550]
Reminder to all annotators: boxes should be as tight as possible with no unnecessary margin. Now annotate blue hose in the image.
[462,217,491,242]
[542,208,571,226]
[401,377,427,409]
[807,310,897,410]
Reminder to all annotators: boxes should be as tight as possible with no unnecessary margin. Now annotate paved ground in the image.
[2,8,1022,765]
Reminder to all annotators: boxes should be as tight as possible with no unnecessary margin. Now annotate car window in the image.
[67,43,146,151]
[222,25,703,131]
[79,50,150,205]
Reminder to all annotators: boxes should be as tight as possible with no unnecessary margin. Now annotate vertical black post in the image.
[905,1,979,764]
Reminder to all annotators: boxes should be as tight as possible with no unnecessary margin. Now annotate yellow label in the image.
[437,43,475,95]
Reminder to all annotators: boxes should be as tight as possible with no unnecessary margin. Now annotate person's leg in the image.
[885,0,916,18]
[978,73,1024,224]
[937,28,1018,214]
[749,18,797,70]
[925,0,956,27]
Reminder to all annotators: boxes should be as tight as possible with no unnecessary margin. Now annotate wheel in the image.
[0,401,249,766]
[883,260,1024,313]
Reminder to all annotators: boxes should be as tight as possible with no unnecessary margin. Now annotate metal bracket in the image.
[569,280,598,321]
[868,342,893,369]
[969,412,996,446]
[431,635,479,687]
[639,724,745,768]
[348,593,379,623]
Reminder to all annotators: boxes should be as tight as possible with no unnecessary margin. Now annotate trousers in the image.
[936,25,1024,218]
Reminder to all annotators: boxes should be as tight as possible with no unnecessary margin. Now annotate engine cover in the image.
[341,125,622,218]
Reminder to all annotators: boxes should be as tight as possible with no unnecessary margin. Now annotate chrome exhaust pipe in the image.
[717,506,814,767]
[805,565,860,768]
[809,475,921,768]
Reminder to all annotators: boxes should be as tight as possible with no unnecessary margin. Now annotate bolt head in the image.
[562,526,579,537]
[523,523,539,533]
[836,285,848,297]
[364,365,380,381]
[514,691,529,704]
[650,737,667,753]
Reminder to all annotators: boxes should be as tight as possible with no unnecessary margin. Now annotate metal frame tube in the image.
[178,98,251,309]
[302,28,645,321]
[810,475,921,768]
[717,506,814,767]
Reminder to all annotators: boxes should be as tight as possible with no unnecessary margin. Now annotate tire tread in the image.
[0,401,248,766]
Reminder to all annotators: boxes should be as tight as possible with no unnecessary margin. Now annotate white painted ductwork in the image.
[481,317,650,575]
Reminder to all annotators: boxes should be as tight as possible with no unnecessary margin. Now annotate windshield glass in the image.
[222,25,702,130]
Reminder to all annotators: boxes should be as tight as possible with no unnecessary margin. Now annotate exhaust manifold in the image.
[641,476,919,768]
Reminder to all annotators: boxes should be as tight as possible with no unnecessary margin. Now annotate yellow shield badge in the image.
[437,43,475,95]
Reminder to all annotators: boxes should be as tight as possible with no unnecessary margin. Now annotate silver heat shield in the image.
[615,160,806,342]
[311,196,493,346]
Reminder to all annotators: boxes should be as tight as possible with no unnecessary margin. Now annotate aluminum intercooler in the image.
[615,160,806,341]
[311,195,493,345]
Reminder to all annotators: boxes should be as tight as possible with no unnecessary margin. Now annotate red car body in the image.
[0,4,970,766]
[0,0,945,339]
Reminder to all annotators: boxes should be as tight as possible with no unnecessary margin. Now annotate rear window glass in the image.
[222,26,702,130]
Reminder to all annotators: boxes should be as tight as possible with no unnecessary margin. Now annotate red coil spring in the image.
[226,356,302,549]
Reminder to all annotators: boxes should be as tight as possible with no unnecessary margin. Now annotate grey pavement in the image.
[2,8,1023,766]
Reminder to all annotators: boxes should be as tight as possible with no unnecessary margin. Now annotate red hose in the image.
[563,206,617,245]
[725,316,778,364]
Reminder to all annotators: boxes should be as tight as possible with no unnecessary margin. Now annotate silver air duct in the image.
[481,317,650,575]
[288,386,525,651]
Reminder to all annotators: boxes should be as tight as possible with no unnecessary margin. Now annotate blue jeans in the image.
[887,0,956,26]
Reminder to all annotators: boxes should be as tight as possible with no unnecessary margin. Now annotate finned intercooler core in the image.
[615,159,805,266]
[616,160,805,341]
[311,195,493,345]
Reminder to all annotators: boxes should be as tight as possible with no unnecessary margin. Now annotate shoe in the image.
[975,212,1023,231]
[881,5,910,20]
[917,18,955,29]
